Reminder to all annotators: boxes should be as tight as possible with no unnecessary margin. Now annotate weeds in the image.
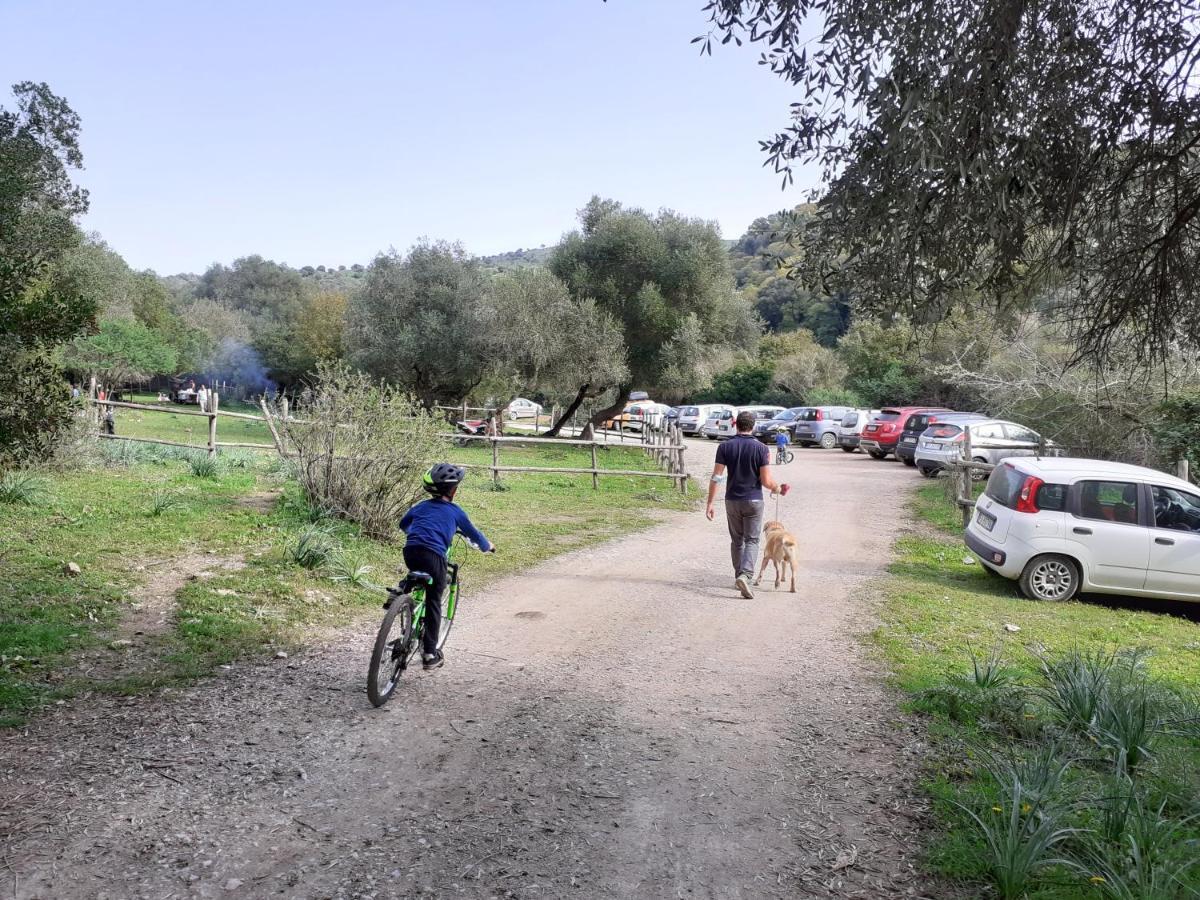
[188,453,220,478]
[288,524,337,569]
[147,489,179,517]
[327,550,375,587]
[0,472,46,506]
[1080,800,1200,899]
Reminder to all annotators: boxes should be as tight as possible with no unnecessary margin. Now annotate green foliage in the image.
[0,82,93,467]
[147,489,179,517]
[63,317,178,383]
[327,550,374,587]
[551,196,759,409]
[0,472,47,506]
[288,523,337,570]
[1150,393,1200,478]
[693,362,774,405]
[188,453,220,479]
[346,241,493,407]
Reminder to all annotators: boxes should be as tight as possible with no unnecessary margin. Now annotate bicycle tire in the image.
[367,594,415,707]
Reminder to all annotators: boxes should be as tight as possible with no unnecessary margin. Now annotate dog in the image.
[754,520,799,592]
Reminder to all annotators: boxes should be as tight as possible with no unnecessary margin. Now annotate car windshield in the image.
[926,424,963,439]
[875,411,901,422]
[906,414,933,432]
[985,464,1027,508]
[773,410,799,422]
[680,407,699,416]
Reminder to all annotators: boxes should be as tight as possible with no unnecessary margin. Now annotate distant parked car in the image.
[507,397,542,421]
[701,406,736,439]
[837,409,881,453]
[705,405,784,440]
[680,404,730,437]
[915,419,1050,478]
[791,406,853,449]
[965,457,1200,603]
[859,406,951,459]
[751,407,808,443]
[895,411,983,467]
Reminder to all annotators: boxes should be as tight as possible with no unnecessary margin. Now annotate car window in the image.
[1037,483,1069,511]
[1005,424,1040,443]
[875,411,900,422]
[985,464,1027,508]
[926,424,963,440]
[841,412,858,427]
[797,409,818,421]
[1079,480,1140,525]
[775,410,797,422]
[973,423,1006,439]
[906,414,931,432]
[1152,486,1200,533]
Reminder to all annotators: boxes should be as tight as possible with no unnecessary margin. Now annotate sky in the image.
[1,0,818,275]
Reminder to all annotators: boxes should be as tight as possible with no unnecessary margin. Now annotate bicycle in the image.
[775,446,795,466]
[367,538,469,707]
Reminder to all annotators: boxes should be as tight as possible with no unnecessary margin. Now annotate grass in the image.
[876,482,1200,897]
[113,392,275,449]
[0,440,693,727]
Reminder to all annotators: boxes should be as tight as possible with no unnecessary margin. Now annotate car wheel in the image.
[820,432,838,449]
[970,456,990,482]
[918,465,937,478]
[1019,555,1081,602]
[868,450,887,460]
[840,445,856,453]
[902,456,916,467]
[508,411,517,421]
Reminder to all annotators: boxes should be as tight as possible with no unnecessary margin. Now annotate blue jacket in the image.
[400,498,492,556]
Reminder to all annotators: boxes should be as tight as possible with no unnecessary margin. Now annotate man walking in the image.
[705,410,787,598]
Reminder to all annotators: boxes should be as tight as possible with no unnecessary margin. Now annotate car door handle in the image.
[1073,527,1093,535]
[1155,537,1176,546]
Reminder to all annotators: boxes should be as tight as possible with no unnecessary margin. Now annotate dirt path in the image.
[1,442,937,900]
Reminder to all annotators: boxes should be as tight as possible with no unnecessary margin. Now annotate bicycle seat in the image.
[405,571,434,585]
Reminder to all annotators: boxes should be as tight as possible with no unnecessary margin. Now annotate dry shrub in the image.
[274,363,442,539]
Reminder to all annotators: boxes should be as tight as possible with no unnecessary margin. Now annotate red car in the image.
[858,406,951,460]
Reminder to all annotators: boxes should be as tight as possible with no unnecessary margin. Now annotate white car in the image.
[705,405,784,440]
[965,457,1200,603]
[506,397,542,421]
[676,404,727,436]
[701,405,737,439]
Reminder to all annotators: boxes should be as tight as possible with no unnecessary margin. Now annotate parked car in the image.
[915,418,1049,478]
[705,405,784,440]
[837,409,881,453]
[965,457,1200,603]
[791,406,853,449]
[701,406,736,439]
[859,406,951,459]
[506,397,542,421]
[680,404,729,436]
[604,401,668,432]
[895,411,983,467]
[751,407,808,443]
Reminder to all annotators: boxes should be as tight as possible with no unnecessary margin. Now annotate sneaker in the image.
[735,574,754,599]
[422,650,444,670]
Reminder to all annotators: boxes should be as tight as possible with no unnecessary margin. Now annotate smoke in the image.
[206,339,277,397]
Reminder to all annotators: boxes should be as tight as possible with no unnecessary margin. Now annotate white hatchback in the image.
[965,457,1200,602]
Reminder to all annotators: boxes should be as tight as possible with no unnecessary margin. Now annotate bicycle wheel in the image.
[435,584,458,651]
[367,594,415,707]
[784,450,795,465]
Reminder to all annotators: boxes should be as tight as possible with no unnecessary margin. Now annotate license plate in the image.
[901,437,916,445]
[922,440,939,449]
[977,510,996,532]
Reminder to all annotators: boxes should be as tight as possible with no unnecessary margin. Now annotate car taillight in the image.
[815,410,823,421]
[1015,475,1044,513]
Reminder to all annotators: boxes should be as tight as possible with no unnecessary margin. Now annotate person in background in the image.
[705,410,788,599]
[774,428,790,465]
[102,406,115,436]
[71,384,80,401]
[197,383,209,413]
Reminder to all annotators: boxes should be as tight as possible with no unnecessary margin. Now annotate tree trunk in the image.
[543,383,592,438]
[588,385,631,431]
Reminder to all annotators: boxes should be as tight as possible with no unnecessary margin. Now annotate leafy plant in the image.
[288,524,336,570]
[219,450,255,470]
[1035,647,1118,733]
[956,743,1080,899]
[327,550,375,587]
[1078,799,1200,899]
[1094,684,1158,775]
[188,453,220,479]
[147,489,179,517]
[0,472,47,506]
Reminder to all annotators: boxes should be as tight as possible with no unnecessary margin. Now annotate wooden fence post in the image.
[491,419,500,487]
[281,396,289,423]
[591,442,599,490]
[1178,458,1191,483]
[208,392,220,458]
[959,429,974,527]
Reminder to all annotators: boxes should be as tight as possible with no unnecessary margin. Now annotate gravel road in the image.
[1,440,940,900]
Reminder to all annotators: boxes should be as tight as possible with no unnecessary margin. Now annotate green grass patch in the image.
[876,482,1200,897]
[0,442,692,727]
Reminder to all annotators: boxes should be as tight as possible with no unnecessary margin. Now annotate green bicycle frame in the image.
[407,557,461,638]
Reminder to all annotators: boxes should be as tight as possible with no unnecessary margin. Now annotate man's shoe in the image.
[735,574,754,599]
[422,650,444,670]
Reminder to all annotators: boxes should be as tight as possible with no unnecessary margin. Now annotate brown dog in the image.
[754,520,799,592]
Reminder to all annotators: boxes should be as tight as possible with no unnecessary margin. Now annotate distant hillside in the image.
[479,246,554,273]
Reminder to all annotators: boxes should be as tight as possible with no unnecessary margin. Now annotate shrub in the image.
[147,489,179,517]
[0,472,47,506]
[271,362,443,539]
[327,550,375,587]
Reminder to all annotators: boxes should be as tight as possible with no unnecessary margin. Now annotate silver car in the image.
[791,406,853,448]
[914,418,1048,477]
[677,404,725,436]
[837,409,881,452]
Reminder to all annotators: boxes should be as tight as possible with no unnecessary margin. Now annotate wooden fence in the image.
[89,395,689,491]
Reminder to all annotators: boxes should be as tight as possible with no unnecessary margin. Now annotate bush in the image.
[188,453,220,478]
[272,362,443,539]
[0,472,47,506]
[288,524,336,569]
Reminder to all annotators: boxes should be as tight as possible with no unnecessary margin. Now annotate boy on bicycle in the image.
[774,428,790,465]
[399,463,494,669]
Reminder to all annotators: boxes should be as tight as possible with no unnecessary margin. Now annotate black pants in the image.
[402,545,447,655]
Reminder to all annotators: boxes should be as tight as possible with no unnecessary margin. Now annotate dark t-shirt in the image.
[715,434,769,501]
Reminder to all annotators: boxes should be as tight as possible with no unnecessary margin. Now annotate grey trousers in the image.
[725,498,764,577]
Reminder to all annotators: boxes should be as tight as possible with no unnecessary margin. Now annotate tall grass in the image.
[0,472,47,506]
[288,524,337,569]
